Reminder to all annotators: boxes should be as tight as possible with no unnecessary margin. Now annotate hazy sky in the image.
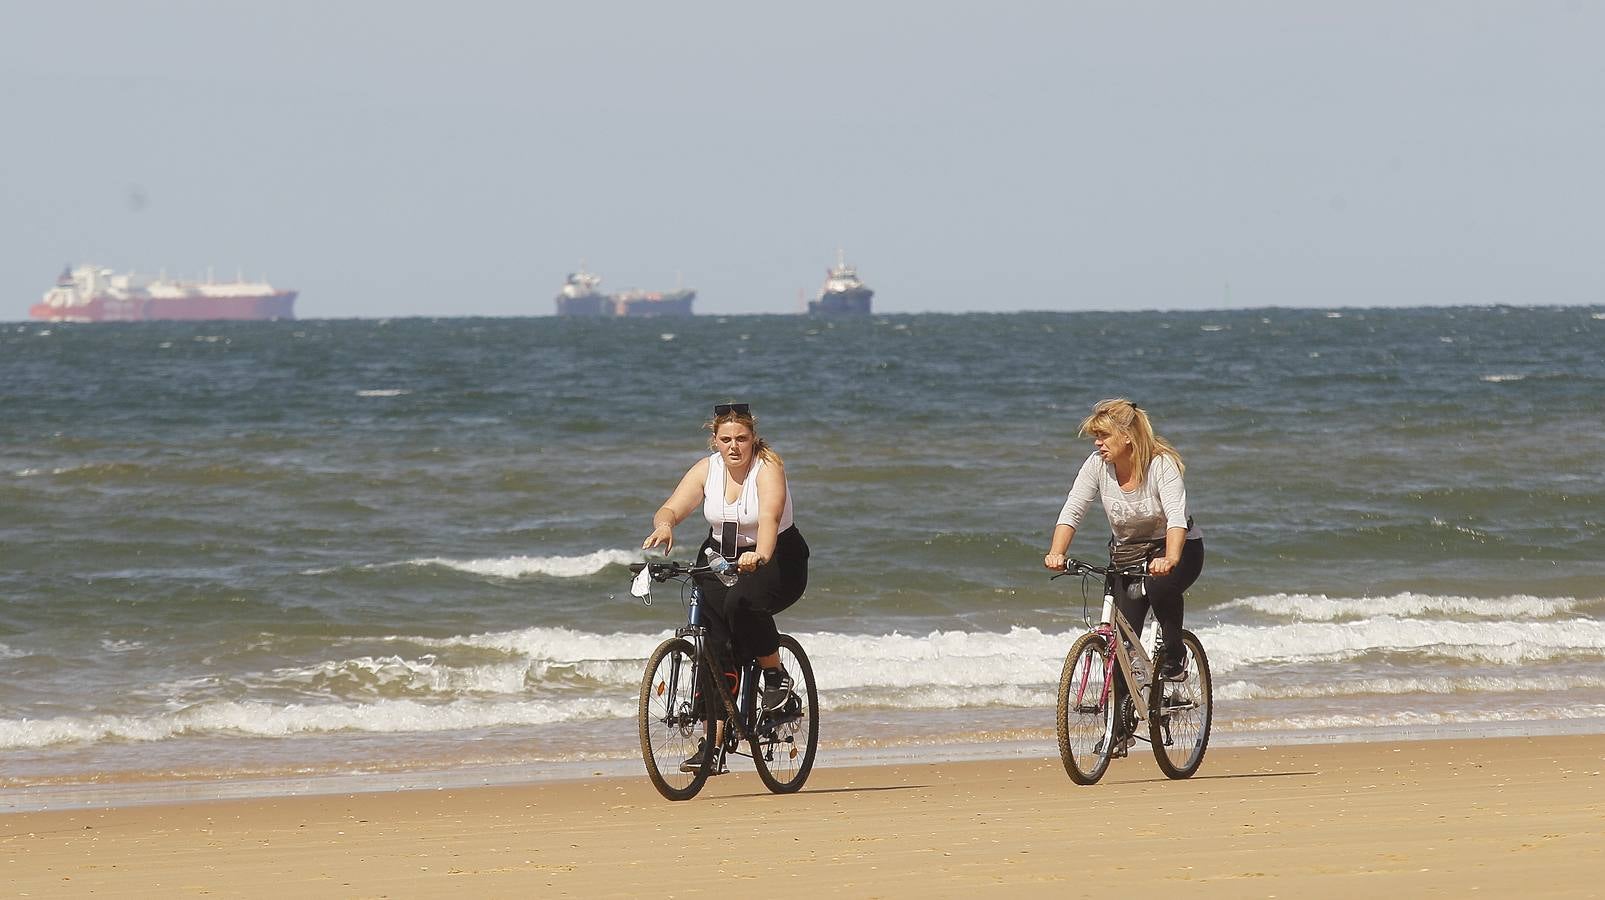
[4,1,1603,318]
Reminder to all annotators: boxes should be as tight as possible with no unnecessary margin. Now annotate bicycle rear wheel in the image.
[751,634,819,794]
[639,638,716,801]
[1057,631,1115,785]
[1148,629,1212,779]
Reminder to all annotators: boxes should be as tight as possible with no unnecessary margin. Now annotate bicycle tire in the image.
[1057,631,1116,785]
[1147,629,1212,779]
[751,634,819,794]
[639,638,716,801]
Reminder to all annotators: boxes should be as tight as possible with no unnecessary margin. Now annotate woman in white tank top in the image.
[642,402,810,767]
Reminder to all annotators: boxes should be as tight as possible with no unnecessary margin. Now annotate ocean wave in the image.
[0,696,635,750]
[1226,704,1605,734]
[406,548,641,579]
[262,653,641,698]
[415,620,1605,693]
[1220,592,1582,621]
[1202,618,1605,671]
[415,625,674,661]
[1215,671,1605,701]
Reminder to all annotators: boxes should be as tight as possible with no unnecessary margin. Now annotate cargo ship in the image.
[808,250,873,315]
[553,267,695,317]
[30,264,297,323]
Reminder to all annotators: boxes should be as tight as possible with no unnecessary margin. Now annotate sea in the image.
[3,307,1603,808]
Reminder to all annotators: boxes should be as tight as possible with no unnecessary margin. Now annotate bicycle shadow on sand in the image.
[1120,770,1317,786]
[721,784,929,799]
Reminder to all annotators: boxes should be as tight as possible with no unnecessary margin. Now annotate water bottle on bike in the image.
[703,546,738,587]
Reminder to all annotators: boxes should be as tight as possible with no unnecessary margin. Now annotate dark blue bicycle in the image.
[629,559,819,801]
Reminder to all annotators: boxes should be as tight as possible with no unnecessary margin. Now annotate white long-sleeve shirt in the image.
[1056,452,1202,545]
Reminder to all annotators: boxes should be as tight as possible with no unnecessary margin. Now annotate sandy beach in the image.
[5,734,1602,897]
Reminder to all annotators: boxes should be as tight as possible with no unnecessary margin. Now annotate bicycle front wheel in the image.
[751,634,819,794]
[639,638,716,801]
[1148,629,1212,779]
[1057,631,1115,785]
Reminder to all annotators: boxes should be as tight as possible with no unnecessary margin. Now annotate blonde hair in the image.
[706,406,783,466]
[1078,398,1183,484]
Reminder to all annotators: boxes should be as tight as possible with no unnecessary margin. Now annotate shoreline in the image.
[7,733,1603,897]
[6,717,1602,815]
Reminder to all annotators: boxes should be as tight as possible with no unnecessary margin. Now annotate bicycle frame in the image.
[1055,556,1212,783]
[642,564,758,762]
[1063,564,1159,749]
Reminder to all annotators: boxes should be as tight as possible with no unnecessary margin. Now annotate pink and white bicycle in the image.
[1053,557,1213,785]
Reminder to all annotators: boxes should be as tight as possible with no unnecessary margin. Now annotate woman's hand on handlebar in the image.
[642,523,674,553]
[1149,556,1177,576]
[736,550,767,573]
[1043,552,1067,572]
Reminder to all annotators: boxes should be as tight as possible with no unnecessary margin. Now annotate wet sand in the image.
[5,734,1603,897]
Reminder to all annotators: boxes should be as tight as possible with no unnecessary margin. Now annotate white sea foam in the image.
[1216,671,1605,702]
[417,625,673,662]
[263,652,643,697]
[355,389,410,397]
[419,620,1605,693]
[17,618,1603,749]
[1481,374,1526,382]
[1201,617,1605,671]
[1221,592,1582,621]
[410,548,640,579]
[0,696,635,750]
[1227,704,1605,734]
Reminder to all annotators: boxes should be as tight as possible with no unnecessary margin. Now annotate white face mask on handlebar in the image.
[630,566,653,600]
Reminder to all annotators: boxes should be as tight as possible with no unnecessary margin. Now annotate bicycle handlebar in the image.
[629,559,715,582]
[1052,557,1149,580]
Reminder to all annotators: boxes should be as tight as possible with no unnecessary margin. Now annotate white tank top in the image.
[703,452,793,548]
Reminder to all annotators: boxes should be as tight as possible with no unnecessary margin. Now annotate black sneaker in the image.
[679,741,709,773]
[1159,656,1187,681]
[761,666,794,712]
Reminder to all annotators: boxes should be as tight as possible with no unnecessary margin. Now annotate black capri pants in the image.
[1115,538,1205,664]
[694,525,810,664]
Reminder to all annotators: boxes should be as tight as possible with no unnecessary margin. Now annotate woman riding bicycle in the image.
[642,402,810,769]
[1043,398,1204,681]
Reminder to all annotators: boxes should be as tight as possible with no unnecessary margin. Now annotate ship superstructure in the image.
[30,264,297,322]
[554,268,609,316]
[808,250,873,315]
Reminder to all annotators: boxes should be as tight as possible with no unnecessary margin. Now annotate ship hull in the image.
[808,288,874,315]
[554,295,611,316]
[30,292,297,323]
[555,288,696,317]
[615,289,695,317]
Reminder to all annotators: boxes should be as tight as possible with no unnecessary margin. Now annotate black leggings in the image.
[1115,538,1204,664]
[694,525,809,664]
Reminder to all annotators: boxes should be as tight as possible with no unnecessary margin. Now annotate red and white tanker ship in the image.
[30,264,297,322]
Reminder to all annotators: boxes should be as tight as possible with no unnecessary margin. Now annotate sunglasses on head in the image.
[713,403,750,416]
